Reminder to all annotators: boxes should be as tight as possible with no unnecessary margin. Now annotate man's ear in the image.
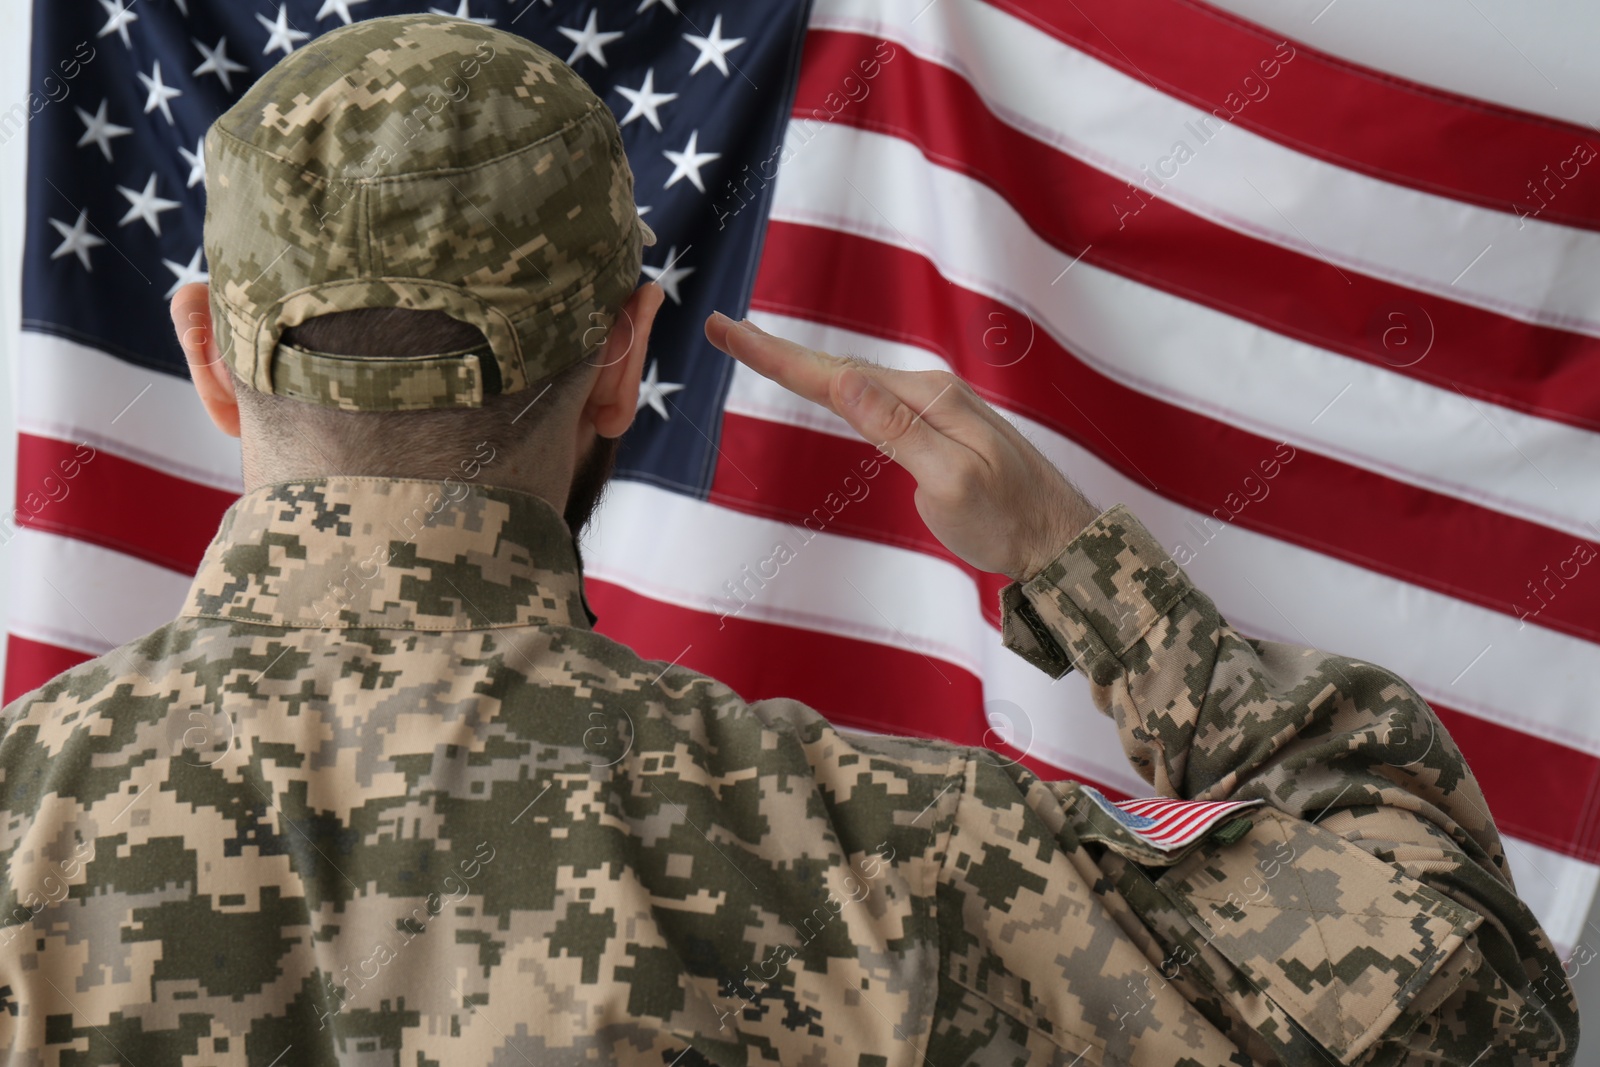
[583,281,665,439]
[169,281,241,439]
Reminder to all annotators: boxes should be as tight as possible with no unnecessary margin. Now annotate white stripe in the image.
[724,311,1600,757]
[585,485,1597,950]
[1503,833,1600,956]
[15,331,244,493]
[590,479,984,668]
[736,306,1600,942]
[10,510,1593,951]
[582,478,1151,799]
[5,528,192,659]
[1202,0,1600,132]
[808,0,1600,335]
[766,122,1600,541]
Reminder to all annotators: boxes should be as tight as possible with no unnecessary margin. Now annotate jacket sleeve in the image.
[994,503,1578,1066]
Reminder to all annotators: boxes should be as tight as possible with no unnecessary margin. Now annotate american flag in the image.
[9,0,1600,954]
[1091,791,1263,852]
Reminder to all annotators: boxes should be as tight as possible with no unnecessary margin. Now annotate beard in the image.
[564,432,621,538]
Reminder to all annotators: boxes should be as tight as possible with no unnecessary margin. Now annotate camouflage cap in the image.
[202,13,657,411]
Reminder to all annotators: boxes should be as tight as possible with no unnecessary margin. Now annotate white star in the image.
[162,248,209,300]
[429,0,495,24]
[138,61,182,126]
[49,211,106,272]
[635,360,685,420]
[637,0,679,11]
[662,130,719,193]
[179,136,206,188]
[557,10,624,68]
[616,68,677,132]
[637,204,652,217]
[315,0,369,25]
[683,14,744,77]
[192,36,248,92]
[75,100,132,162]
[641,245,694,305]
[96,0,138,49]
[256,6,311,55]
[116,174,181,235]
[172,0,188,14]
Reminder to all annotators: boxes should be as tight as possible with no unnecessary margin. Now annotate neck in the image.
[238,431,581,515]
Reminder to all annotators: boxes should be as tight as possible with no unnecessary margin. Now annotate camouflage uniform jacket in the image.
[0,477,1577,1066]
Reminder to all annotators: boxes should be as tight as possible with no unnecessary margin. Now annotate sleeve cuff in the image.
[998,504,1193,685]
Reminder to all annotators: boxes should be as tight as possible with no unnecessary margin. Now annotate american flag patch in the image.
[1083,787,1264,853]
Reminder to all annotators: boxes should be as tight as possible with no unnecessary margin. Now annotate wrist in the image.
[1010,492,1102,583]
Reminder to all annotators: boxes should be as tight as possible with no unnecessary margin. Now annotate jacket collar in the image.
[182,477,598,631]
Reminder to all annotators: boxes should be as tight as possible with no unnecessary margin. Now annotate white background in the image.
[1,0,1597,1033]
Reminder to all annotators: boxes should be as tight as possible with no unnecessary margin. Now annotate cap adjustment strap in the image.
[269,342,503,411]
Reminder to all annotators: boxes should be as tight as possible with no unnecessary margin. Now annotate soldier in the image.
[0,13,1577,1066]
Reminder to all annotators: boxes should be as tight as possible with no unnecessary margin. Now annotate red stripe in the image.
[585,575,1098,790]
[590,564,1600,860]
[1121,798,1200,819]
[1109,795,1257,848]
[1133,799,1205,824]
[707,413,1008,627]
[14,433,234,576]
[4,546,1595,859]
[1107,796,1234,846]
[984,0,1600,230]
[5,414,1594,858]
[1118,797,1243,815]
[1118,798,1248,819]
[1436,702,1600,864]
[1145,803,1232,843]
[794,29,1600,433]
[1126,798,1211,840]
[2,633,92,706]
[745,224,1600,648]
[1145,803,1258,844]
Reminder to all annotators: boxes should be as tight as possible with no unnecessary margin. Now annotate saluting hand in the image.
[704,313,1101,582]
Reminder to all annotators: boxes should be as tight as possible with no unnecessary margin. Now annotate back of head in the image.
[200,13,656,477]
[234,306,593,481]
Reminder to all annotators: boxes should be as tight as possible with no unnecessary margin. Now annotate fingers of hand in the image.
[702,311,1087,577]
[705,311,843,411]
[840,366,989,448]
[830,364,968,482]
[702,309,745,354]
[703,311,985,485]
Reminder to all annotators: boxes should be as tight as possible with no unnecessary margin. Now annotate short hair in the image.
[233,307,594,479]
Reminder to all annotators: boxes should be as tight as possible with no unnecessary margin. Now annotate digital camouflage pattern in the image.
[203,15,656,411]
[0,480,1578,1065]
